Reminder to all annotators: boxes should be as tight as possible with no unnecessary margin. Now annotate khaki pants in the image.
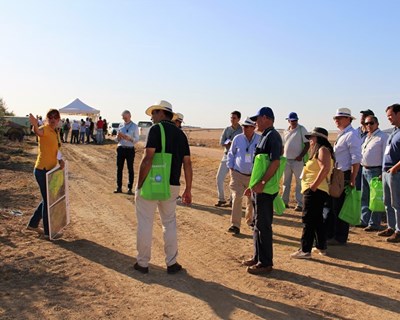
[229,170,253,228]
[135,185,180,267]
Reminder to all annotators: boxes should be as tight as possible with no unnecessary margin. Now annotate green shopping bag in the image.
[140,123,172,200]
[339,186,361,225]
[369,177,385,212]
[249,154,287,194]
[273,195,285,216]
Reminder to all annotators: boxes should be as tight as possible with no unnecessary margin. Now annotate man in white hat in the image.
[226,117,260,234]
[327,107,362,245]
[173,112,184,129]
[134,100,192,274]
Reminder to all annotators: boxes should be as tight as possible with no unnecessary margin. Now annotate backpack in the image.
[328,167,344,198]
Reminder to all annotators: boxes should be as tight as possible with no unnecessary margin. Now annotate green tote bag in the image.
[369,177,385,212]
[140,123,172,201]
[339,186,361,225]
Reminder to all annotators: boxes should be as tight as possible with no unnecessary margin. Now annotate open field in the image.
[1,132,399,320]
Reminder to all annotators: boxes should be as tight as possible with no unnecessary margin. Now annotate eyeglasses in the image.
[289,120,298,122]
[365,122,376,126]
[48,115,59,120]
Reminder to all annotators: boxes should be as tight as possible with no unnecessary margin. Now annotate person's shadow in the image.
[56,239,329,319]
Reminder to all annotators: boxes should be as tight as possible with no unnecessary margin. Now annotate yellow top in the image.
[35,125,60,170]
[301,149,333,194]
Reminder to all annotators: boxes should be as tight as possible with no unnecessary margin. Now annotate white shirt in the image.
[361,129,389,167]
[71,121,80,130]
[283,125,308,159]
[117,121,139,147]
[334,124,362,171]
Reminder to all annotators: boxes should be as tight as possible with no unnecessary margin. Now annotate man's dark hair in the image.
[231,111,241,119]
[386,104,400,113]
[161,110,174,120]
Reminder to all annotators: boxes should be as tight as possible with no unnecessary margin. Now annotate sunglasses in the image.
[365,122,376,126]
[48,115,59,120]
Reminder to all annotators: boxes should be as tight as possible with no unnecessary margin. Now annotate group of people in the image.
[26,101,400,276]
[59,117,108,144]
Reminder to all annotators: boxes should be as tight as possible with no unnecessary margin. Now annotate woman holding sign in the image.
[27,109,64,239]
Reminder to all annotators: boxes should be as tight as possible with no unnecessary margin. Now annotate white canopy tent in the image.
[59,98,100,119]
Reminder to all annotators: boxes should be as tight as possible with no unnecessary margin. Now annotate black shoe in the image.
[228,226,240,234]
[134,262,149,274]
[327,238,346,246]
[114,188,122,193]
[294,206,303,212]
[127,189,134,195]
[167,262,183,274]
[215,200,227,207]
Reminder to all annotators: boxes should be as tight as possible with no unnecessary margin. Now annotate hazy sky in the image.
[1,0,399,130]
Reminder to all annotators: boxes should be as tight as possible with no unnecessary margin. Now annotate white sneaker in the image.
[312,248,327,256]
[290,250,311,259]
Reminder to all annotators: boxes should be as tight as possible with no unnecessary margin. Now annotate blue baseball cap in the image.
[286,112,299,121]
[250,107,275,121]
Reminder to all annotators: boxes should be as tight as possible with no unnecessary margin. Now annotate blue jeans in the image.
[383,171,400,232]
[28,168,49,235]
[361,167,382,227]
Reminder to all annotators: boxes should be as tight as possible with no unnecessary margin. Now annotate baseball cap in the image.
[250,107,275,121]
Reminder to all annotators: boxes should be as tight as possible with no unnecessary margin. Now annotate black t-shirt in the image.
[255,127,282,160]
[146,120,190,186]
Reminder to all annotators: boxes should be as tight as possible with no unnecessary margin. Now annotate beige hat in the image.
[333,107,356,120]
[145,100,174,116]
[172,112,184,123]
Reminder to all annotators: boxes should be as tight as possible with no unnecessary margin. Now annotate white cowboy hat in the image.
[241,117,256,127]
[145,100,174,116]
[333,107,356,120]
[172,112,184,123]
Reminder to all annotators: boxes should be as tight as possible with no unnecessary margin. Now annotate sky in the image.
[1,0,399,130]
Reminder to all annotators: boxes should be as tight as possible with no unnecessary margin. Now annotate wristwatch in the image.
[261,180,266,185]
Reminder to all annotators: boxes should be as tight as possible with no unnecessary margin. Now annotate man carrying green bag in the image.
[135,100,192,275]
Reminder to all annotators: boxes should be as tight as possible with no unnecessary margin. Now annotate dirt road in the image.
[1,139,399,319]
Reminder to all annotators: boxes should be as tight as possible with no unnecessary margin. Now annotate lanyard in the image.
[245,134,256,152]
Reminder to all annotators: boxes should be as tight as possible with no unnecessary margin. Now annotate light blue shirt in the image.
[227,132,260,175]
[117,121,139,147]
[334,124,362,171]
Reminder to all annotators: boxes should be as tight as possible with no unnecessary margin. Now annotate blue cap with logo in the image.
[250,107,275,121]
[286,112,299,121]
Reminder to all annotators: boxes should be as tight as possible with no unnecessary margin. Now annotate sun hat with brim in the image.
[241,117,256,127]
[305,127,329,140]
[145,100,174,116]
[333,107,356,120]
[172,112,184,123]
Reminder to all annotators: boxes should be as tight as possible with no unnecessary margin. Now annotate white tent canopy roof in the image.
[59,98,100,116]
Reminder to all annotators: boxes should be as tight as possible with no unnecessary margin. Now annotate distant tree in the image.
[0,98,15,117]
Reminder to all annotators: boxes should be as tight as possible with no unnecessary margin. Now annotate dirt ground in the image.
[1,131,399,320]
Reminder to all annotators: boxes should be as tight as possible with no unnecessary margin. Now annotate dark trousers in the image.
[327,170,351,243]
[28,168,49,235]
[253,192,276,267]
[301,189,328,252]
[70,130,79,143]
[117,147,135,189]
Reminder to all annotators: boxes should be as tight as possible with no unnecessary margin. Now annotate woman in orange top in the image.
[291,127,334,259]
[27,109,64,238]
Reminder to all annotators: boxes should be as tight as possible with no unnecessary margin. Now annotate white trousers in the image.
[135,185,180,267]
[281,159,304,207]
[216,159,229,201]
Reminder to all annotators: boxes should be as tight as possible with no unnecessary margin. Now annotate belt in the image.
[118,146,135,149]
[234,169,251,176]
[363,166,382,169]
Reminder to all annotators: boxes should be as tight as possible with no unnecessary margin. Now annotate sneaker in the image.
[285,203,290,209]
[377,228,394,237]
[290,250,311,259]
[167,262,183,274]
[246,264,273,275]
[113,188,122,194]
[214,200,227,207]
[228,226,240,234]
[363,225,379,232]
[355,223,368,228]
[386,231,400,243]
[26,225,44,235]
[127,189,134,195]
[312,248,327,256]
[294,206,303,212]
[134,262,149,274]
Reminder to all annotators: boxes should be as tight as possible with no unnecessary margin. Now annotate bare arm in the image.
[29,113,44,137]
[181,155,193,205]
[136,148,156,189]
[296,142,310,161]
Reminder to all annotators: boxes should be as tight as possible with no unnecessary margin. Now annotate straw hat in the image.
[333,107,356,120]
[305,127,329,140]
[241,117,256,127]
[145,100,174,116]
[172,112,184,123]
